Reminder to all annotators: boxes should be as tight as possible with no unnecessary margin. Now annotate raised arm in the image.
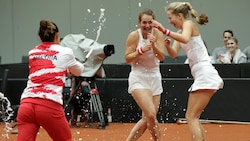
[150,28,165,61]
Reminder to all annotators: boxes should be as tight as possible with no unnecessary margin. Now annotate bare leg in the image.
[126,118,147,141]
[185,89,216,141]
[126,89,161,141]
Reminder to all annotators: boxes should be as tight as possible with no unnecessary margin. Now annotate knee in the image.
[144,110,157,122]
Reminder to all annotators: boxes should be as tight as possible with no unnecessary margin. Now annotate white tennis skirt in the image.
[189,63,224,92]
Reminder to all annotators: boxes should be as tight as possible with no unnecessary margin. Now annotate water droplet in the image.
[138,2,141,7]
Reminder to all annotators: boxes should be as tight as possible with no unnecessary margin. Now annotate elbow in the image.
[182,40,189,44]
[125,55,132,64]
[73,69,84,76]
[125,59,131,64]
[182,37,190,44]
[169,54,177,59]
[158,54,165,62]
[71,70,81,77]
[68,65,84,76]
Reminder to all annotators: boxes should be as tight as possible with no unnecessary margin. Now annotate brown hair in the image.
[138,8,155,23]
[38,19,59,42]
[166,2,208,25]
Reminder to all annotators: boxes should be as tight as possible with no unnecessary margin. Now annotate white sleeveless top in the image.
[180,35,211,69]
[130,29,160,73]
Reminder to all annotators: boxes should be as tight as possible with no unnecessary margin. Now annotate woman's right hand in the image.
[152,20,164,33]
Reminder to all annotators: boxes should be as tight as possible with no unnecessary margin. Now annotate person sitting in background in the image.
[217,37,247,64]
[212,30,234,63]
[243,46,250,62]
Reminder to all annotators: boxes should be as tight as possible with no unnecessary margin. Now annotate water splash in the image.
[94,8,106,43]
[0,92,14,139]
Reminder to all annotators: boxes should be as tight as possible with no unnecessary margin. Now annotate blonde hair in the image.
[228,37,239,44]
[166,2,208,25]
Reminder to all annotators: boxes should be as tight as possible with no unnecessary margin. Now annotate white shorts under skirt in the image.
[128,71,163,96]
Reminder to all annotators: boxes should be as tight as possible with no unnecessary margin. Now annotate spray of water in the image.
[94,8,106,43]
[0,92,14,139]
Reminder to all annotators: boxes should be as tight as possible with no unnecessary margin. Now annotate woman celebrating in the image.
[153,2,223,141]
[218,37,247,64]
[17,19,84,141]
[125,8,165,141]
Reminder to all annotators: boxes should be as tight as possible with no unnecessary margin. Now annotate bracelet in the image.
[163,28,171,36]
[137,47,144,55]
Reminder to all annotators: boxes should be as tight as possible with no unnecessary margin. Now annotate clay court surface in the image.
[1,122,250,141]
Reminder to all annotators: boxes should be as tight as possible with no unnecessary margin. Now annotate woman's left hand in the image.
[147,33,156,43]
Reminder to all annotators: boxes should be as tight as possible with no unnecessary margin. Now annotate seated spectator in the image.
[212,30,234,63]
[217,37,247,64]
[243,46,250,62]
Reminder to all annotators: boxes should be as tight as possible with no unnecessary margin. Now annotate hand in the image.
[142,42,153,52]
[152,20,164,32]
[164,38,171,47]
[152,20,171,36]
[147,33,156,43]
[217,54,226,63]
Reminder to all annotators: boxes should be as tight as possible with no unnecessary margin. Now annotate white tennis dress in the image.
[180,35,224,92]
[128,29,163,95]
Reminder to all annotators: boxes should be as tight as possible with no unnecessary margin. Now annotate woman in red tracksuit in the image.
[17,19,84,141]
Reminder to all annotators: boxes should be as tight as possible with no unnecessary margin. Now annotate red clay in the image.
[1,122,250,141]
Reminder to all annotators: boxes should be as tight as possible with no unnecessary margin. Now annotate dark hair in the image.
[38,19,59,42]
[138,8,155,23]
[223,30,234,37]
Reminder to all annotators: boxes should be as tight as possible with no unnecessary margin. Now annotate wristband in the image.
[137,47,144,55]
[163,28,171,36]
[163,28,167,34]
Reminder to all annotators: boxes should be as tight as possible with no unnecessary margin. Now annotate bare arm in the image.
[149,28,165,61]
[125,31,152,64]
[153,20,194,44]
[165,38,181,58]
[125,31,140,64]
[68,62,84,76]
[167,21,193,44]
[153,20,198,58]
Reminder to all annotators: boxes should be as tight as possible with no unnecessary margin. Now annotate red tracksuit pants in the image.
[17,99,72,141]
